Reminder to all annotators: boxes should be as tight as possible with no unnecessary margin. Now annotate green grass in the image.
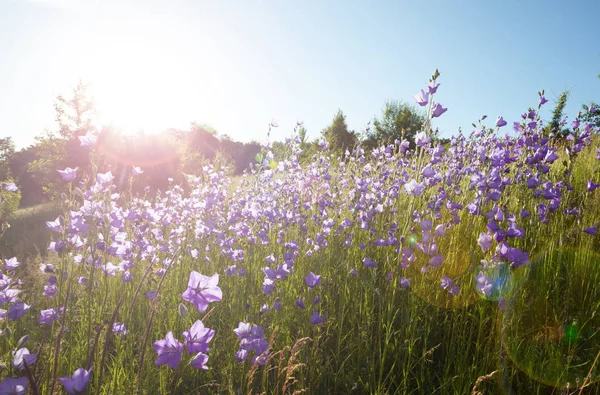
[1,137,600,394]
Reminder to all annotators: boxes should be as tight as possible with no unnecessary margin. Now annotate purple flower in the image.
[429,254,443,267]
[440,275,453,289]
[310,311,324,325]
[183,320,214,354]
[305,272,321,288]
[415,132,430,147]
[8,301,29,321]
[431,102,447,118]
[38,308,60,325]
[4,182,18,192]
[12,348,37,369]
[96,171,114,185]
[181,272,222,313]
[414,89,429,106]
[0,377,28,395]
[399,277,410,288]
[78,131,97,147]
[539,96,548,105]
[404,179,425,196]
[59,367,92,395]
[132,166,144,176]
[295,298,305,309]
[584,226,597,236]
[112,322,128,336]
[154,332,183,369]
[496,116,507,127]
[57,167,78,182]
[4,257,20,271]
[363,257,377,268]
[190,352,209,370]
[427,80,440,94]
[475,272,492,296]
[478,232,492,251]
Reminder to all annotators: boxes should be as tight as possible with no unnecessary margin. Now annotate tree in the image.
[321,110,357,152]
[548,91,570,136]
[0,137,15,181]
[28,82,98,199]
[366,100,425,148]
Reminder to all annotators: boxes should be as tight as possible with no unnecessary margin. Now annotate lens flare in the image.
[502,248,600,389]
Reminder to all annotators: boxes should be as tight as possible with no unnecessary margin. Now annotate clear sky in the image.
[1,0,599,149]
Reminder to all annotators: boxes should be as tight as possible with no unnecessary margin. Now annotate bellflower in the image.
[112,322,128,336]
[154,332,183,369]
[12,348,37,369]
[8,301,29,321]
[310,311,324,325]
[59,367,92,395]
[181,272,222,313]
[57,167,78,182]
[4,182,18,192]
[78,131,97,147]
[38,308,60,325]
[4,257,20,271]
[431,102,448,118]
[0,377,28,395]
[478,232,493,251]
[183,320,214,354]
[496,116,507,127]
[190,352,209,370]
[305,272,321,288]
[414,89,429,106]
[427,80,440,94]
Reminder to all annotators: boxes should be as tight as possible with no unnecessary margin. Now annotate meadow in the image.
[1,75,600,394]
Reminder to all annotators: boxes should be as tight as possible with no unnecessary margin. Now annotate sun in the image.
[74,18,230,136]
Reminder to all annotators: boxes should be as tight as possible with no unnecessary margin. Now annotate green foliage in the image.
[549,91,570,136]
[0,183,20,219]
[366,100,426,148]
[321,109,357,152]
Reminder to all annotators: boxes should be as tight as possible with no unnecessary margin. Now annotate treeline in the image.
[1,81,598,220]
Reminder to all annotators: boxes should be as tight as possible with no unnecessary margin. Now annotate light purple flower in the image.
[12,348,37,369]
[78,132,97,147]
[8,301,29,321]
[414,132,430,147]
[431,102,447,118]
[496,116,507,127]
[57,167,78,182]
[38,308,60,325]
[190,352,209,370]
[59,367,92,395]
[427,80,440,94]
[132,166,144,176]
[478,232,493,251]
[429,254,443,267]
[399,277,410,288]
[154,332,183,369]
[112,322,128,336]
[181,272,222,313]
[414,89,429,106]
[4,182,18,192]
[440,275,453,289]
[0,377,28,395]
[305,272,321,288]
[183,320,214,354]
[404,179,424,196]
[4,257,20,271]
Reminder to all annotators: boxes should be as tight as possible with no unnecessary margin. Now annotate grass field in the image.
[1,89,600,394]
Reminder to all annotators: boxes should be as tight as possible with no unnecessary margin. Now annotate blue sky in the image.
[1,0,599,149]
